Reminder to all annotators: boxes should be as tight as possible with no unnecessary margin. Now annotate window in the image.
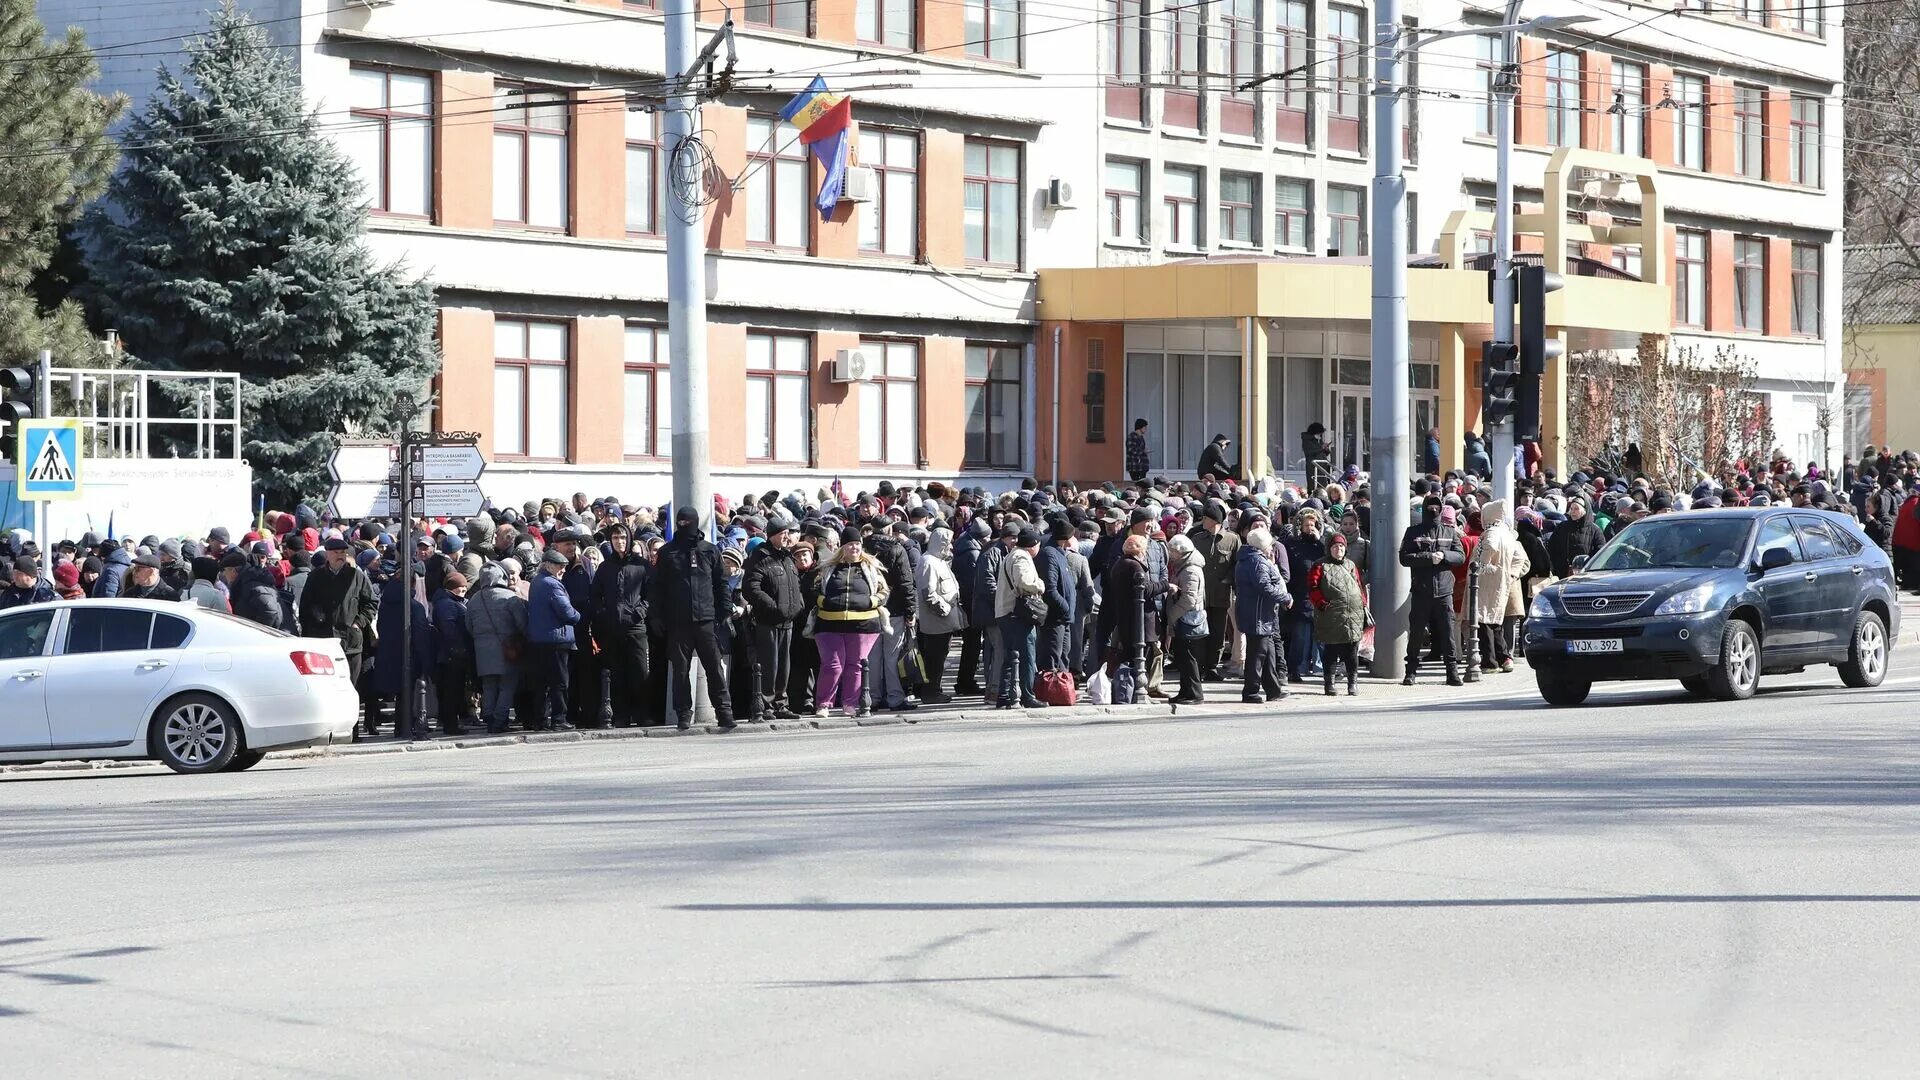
[494,318,570,460]
[965,0,1020,63]
[1672,74,1705,169]
[963,139,1021,265]
[1276,0,1310,144]
[857,0,912,46]
[64,609,153,655]
[1545,49,1581,148]
[1734,85,1764,179]
[1788,0,1825,35]
[1734,236,1765,332]
[1328,5,1365,153]
[1611,246,1643,279]
[859,127,918,258]
[965,344,1023,469]
[1674,230,1706,328]
[1737,0,1766,23]
[1105,0,1147,121]
[1611,60,1645,156]
[860,339,920,465]
[1474,35,1499,137]
[1328,184,1365,256]
[1163,164,1200,248]
[493,84,570,229]
[1791,95,1822,187]
[344,66,432,217]
[1085,338,1107,443]
[746,113,810,249]
[626,109,659,235]
[1792,243,1822,335]
[1221,0,1258,137]
[1753,516,1802,565]
[152,614,192,650]
[1795,516,1844,560]
[744,0,807,33]
[0,610,52,660]
[745,333,811,464]
[1163,0,1204,129]
[1274,177,1311,250]
[623,324,670,458]
[1105,158,1144,244]
[1219,172,1257,246]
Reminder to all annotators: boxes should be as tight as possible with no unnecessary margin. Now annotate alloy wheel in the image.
[164,703,229,767]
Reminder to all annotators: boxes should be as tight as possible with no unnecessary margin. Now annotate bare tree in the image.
[1566,336,1772,489]
[1846,0,1920,312]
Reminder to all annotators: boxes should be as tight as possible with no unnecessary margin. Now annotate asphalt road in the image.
[6,665,1920,1079]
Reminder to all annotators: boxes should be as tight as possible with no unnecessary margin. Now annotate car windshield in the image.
[1585,517,1753,571]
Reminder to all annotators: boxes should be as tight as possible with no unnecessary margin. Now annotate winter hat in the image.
[1439,506,1459,527]
[159,539,183,560]
[440,534,464,555]
[52,562,78,588]
[442,571,468,591]
[541,548,568,567]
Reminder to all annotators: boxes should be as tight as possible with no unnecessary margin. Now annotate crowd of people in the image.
[2,435,1916,741]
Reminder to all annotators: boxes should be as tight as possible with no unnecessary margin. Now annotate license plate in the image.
[1567,638,1624,654]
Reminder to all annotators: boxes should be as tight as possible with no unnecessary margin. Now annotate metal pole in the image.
[397,410,416,740]
[1367,0,1411,680]
[1050,325,1062,491]
[665,0,715,725]
[1489,0,1523,506]
[35,349,50,549]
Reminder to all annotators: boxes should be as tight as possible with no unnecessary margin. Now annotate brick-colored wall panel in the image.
[708,322,748,467]
[920,0,965,58]
[923,129,965,266]
[1706,76,1735,176]
[1765,237,1794,337]
[573,90,628,240]
[816,0,857,44]
[1706,230,1735,332]
[1582,50,1610,152]
[438,307,497,455]
[922,336,968,473]
[814,120,859,259]
[814,331,864,471]
[1516,38,1546,146]
[573,317,625,465]
[437,70,494,230]
[1648,65,1676,168]
[1763,90,1790,183]
[703,104,747,251]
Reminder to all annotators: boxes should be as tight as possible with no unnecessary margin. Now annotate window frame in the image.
[1328,183,1366,256]
[626,109,660,237]
[746,112,813,251]
[1104,157,1145,245]
[1163,164,1201,249]
[1474,34,1499,138]
[1790,94,1823,187]
[493,317,572,463]
[62,607,156,656]
[1674,229,1707,328]
[859,338,923,467]
[1611,60,1645,156]
[1104,0,1149,121]
[623,322,669,460]
[1219,171,1258,247]
[964,343,1025,470]
[347,64,434,220]
[858,126,920,259]
[963,137,1022,267]
[744,331,814,465]
[492,82,571,231]
[1085,338,1108,444]
[1791,242,1822,337]
[1275,0,1311,144]
[1274,176,1312,251]
[1733,84,1764,180]
[1672,73,1706,170]
[743,0,810,35]
[1545,48,1581,148]
[1220,0,1259,136]
[1733,235,1766,333]
[856,0,915,47]
[965,0,1022,65]
[1328,4,1366,153]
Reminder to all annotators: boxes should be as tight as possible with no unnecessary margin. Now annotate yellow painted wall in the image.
[1845,324,1920,451]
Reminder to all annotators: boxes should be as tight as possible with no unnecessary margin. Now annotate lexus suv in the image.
[1524,508,1898,706]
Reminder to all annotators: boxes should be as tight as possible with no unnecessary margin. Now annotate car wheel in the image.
[1706,620,1760,701]
[223,750,268,772]
[1536,670,1591,706]
[1838,610,1889,689]
[150,693,241,774]
[1679,674,1711,697]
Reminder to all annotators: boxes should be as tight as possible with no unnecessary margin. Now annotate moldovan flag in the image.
[779,77,852,220]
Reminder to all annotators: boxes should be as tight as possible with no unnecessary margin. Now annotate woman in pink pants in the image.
[812,527,892,718]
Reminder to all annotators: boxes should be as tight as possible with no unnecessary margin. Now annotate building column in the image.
[1438,324,1467,474]
[1241,316,1270,478]
[1542,330,1570,477]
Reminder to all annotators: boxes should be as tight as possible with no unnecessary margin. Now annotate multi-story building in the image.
[47,0,1844,494]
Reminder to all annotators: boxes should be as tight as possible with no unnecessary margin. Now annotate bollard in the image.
[1133,574,1148,704]
[1463,550,1481,684]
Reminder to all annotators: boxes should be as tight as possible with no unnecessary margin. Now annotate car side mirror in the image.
[1571,555,1588,572]
[1757,547,1793,574]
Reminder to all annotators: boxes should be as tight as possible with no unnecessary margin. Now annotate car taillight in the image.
[290,651,336,676]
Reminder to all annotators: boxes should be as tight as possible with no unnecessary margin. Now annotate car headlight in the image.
[1654,583,1716,616]
[1529,591,1555,619]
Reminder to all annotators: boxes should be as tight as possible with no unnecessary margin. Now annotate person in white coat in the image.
[1471,499,1530,673]
[915,526,964,703]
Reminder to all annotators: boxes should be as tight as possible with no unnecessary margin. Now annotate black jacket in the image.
[741,544,806,624]
[0,581,54,609]
[1398,517,1465,599]
[301,561,378,654]
[232,565,288,630]
[650,534,728,625]
[121,581,181,603]
[864,533,917,619]
[971,541,1004,621]
[1197,443,1236,482]
[1546,514,1605,578]
[1101,556,1149,654]
[1038,544,1074,627]
[160,560,192,596]
[590,551,652,640]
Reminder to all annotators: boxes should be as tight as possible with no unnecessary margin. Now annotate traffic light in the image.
[0,367,31,427]
[1481,341,1520,429]
[1516,264,1564,442]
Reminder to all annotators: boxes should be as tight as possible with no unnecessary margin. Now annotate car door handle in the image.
[1803,572,1818,582]
[11,670,42,682]
[136,659,170,672]
[1851,566,1864,575]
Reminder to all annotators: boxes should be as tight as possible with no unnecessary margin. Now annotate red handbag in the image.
[1035,670,1078,707]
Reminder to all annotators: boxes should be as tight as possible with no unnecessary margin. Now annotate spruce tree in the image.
[86,2,439,506]
[0,2,123,364]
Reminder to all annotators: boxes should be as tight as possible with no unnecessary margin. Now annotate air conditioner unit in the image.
[1045,177,1075,210]
[840,165,877,204]
[831,348,873,383]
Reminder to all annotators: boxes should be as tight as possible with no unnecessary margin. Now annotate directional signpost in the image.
[326,435,486,520]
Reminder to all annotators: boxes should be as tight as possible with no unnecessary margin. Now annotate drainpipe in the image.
[1051,325,1062,490]
[1243,317,1256,477]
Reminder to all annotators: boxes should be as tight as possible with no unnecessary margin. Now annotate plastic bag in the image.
[1086,667,1111,705]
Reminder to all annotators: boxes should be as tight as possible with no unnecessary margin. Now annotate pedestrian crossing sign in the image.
[18,419,82,500]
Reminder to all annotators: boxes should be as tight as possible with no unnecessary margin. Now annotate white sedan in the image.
[0,599,359,774]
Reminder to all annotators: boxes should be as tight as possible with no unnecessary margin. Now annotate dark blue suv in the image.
[1524,508,1899,705]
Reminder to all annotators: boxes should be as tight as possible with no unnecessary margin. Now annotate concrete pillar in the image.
[1437,324,1467,474]
[1241,317,1271,478]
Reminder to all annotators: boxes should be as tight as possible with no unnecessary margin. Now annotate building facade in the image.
[47,0,1844,497]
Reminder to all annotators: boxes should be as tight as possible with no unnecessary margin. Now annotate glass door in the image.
[1329,388,1370,476]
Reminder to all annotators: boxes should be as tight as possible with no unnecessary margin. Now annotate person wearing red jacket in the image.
[1892,490,1920,593]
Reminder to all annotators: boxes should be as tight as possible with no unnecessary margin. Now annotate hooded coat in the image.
[1166,537,1206,629]
[1233,544,1290,638]
[916,528,966,635]
[91,546,132,599]
[466,564,529,678]
[1471,500,1531,624]
[1308,550,1366,645]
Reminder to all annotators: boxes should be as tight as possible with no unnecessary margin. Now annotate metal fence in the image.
[49,367,245,461]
